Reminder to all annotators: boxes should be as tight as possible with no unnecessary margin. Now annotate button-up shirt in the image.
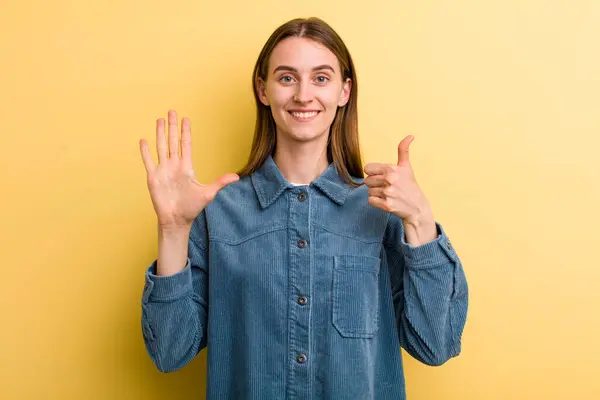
[141,155,469,399]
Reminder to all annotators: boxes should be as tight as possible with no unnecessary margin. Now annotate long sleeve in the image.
[140,210,210,373]
[383,213,468,366]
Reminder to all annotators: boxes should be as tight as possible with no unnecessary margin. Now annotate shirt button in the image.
[297,192,307,202]
[297,296,307,305]
[296,353,307,363]
[297,239,307,248]
[446,240,452,250]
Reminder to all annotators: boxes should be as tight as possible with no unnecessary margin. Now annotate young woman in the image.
[139,17,468,400]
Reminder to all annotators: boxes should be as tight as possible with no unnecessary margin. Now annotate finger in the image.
[368,187,386,199]
[213,173,240,190]
[181,117,193,169]
[139,139,156,173]
[363,174,387,188]
[363,163,389,176]
[168,110,179,158]
[367,195,389,212]
[206,173,240,200]
[397,135,414,166]
[156,118,167,163]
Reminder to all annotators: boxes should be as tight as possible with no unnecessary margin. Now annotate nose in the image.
[293,82,313,103]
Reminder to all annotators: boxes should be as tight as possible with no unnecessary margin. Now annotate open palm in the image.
[139,110,239,229]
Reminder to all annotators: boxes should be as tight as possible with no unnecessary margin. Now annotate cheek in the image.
[318,93,342,120]
[319,87,344,108]
[266,87,290,109]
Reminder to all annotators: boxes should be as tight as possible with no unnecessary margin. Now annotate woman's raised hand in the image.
[139,110,239,230]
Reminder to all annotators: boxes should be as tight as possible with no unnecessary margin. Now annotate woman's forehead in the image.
[269,37,340,74]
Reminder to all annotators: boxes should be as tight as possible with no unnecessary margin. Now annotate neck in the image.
[273,132,330,185]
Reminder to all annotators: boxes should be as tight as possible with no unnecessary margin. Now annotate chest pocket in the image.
[332,255,381,338]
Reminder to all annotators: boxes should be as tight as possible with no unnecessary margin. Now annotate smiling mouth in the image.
[288,111,320,121]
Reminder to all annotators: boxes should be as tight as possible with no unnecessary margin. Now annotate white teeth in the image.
[291,111,318,118]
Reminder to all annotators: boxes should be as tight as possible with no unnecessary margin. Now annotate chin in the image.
[287,126,328,142]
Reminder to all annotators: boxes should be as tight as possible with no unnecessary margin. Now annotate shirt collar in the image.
[251,154,352,209]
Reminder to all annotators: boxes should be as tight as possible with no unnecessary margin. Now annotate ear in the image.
[338,78,352,107]
[256,77,269,106]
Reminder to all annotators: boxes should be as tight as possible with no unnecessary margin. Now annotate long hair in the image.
[236,17,363,187]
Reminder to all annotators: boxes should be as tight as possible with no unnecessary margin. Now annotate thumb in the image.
[397,135,414,166]
[204,173,240,202]
[212,173,240,191]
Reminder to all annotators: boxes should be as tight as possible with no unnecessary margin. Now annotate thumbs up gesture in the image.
[364,136,437,245]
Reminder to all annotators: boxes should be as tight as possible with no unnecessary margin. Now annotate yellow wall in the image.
[1,0,599,398]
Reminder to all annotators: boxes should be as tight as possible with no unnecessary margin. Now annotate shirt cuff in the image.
[142,259,193,303]
[400,222,459,268]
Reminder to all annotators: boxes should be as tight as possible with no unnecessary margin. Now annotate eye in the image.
[315,75,329,84]
[279,75,294,84]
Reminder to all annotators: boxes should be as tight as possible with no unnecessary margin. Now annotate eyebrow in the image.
[272,64,336,74]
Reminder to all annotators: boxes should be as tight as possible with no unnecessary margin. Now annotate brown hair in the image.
[236,17,364,187]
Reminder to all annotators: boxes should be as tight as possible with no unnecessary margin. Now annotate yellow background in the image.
[1,0,599,399]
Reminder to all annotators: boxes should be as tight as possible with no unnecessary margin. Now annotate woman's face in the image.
[258,37,351,144]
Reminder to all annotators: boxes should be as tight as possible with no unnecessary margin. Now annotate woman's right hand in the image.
[139,110,239,230]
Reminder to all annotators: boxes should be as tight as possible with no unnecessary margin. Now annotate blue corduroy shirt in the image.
[141,154,468,399]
